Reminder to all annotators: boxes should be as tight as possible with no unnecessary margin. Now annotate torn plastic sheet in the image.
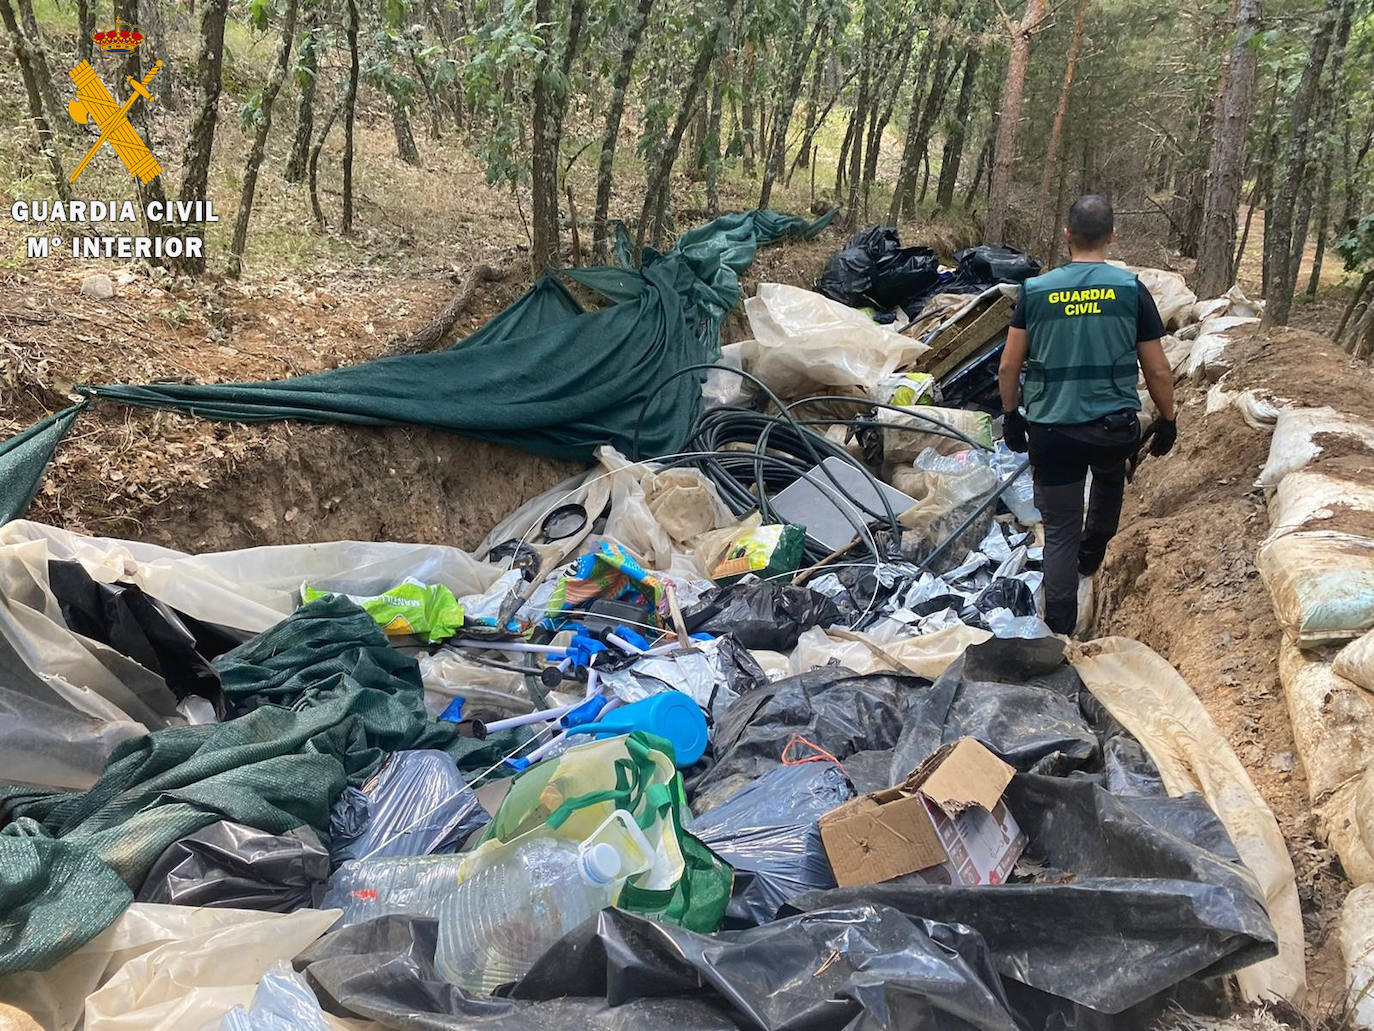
[885,637,1098,782]
[221,961,335,1030]
[688,666,923,814]
[136,821,330,911]
[329,750,489,864]
[597,636,769,722]
[296,906,1021,1031]
[683,579,846,651]
[784,773,1278,1016]
[692,762,853,927]
[47,558,225,713]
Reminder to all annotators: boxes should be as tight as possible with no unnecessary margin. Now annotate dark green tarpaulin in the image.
[0,595,520,974]
[0,403,84,525]
[78,209,836,463]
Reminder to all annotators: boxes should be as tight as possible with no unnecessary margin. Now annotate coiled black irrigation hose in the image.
[633,363,1030,571]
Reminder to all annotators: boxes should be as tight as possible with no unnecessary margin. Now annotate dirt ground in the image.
[1093,325,1374,1016]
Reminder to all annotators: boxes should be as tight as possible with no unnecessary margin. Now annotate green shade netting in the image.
[78,209,836,463]
[0,595,521,974]
[0,403,84,526]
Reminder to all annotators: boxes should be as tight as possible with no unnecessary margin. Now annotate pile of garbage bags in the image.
[0,237,1308,1029]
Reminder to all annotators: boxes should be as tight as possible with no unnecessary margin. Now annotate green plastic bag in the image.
[301,579,464,643]
[478,732,732,933]
[711,524,807,585]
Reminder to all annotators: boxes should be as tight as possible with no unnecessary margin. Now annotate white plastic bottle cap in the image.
[579,842,622,885]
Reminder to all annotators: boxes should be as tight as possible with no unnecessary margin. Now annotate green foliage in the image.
[1338,213,1374,270]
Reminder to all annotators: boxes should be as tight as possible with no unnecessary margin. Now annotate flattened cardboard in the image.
[819,737,1024,888]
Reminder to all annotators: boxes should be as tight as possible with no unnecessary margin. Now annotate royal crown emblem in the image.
[92,16,144,53]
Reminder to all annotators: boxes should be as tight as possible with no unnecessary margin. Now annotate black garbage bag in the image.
[512,905,1021,1031]
[295,915,741,1030]
[886,637,1099,783]
[784,774,1277,1018]
[814,246,876,308]
[693,762,854,927]
[48,558,225,713]
[845,224,902,260]
[689,666,925,813]
[135,820,329,910]
[951,245,1041,287]
[683,579,844,651]
[966,578,1037,618]
[871,245,942,313]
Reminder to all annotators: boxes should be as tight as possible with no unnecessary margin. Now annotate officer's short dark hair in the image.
[1067,194,1114,248]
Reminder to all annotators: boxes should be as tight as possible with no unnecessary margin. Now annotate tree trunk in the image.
[965,129,992,209]
[863,45,914,212]
[0,0,70,199]
[758,2,823,209]
[796,30,828,173]
[936,44,980,210]
[178,0,229,273]
[888,9,943,225]
[341,0,358,232]
[77,0,92,62]
[1335,270,1372,345]
[1263,0,1341,326]
[529,0,558,270]
[1033,0,1089,258]
[790,64,858,187]
[229,0,299,277]
[113,0,170,245]
[835,102,858,196]
[15,0,62,127]
[843,19,873,232]
[637,3,734,252]
[1293,0,1352,299]
[1194,0,1262,297]
[985,0,1047,243]
[407,32,445,139]
[309,95,340,228]
[284,0,321,183]
[897,34,952,220]
[740,44,757,177]
[591,0,654,261]
[140,0,174,100]
[705,58,724,214]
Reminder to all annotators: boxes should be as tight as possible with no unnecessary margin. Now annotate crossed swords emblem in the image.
[66,59,162,183]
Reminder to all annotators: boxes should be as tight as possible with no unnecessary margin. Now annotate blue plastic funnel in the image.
[564,691,708,767]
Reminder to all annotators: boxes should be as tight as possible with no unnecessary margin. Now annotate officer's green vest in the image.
[1021,261,1143,425]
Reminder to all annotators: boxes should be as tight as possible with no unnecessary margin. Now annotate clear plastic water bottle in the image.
[320,853,461,925]
[433,837,622,994]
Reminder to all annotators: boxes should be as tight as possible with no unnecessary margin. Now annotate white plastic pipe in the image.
[452,640,566,657]
[482,702,579,735]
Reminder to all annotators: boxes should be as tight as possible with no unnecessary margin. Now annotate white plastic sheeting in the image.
[0,521,504,635]
[1185,316,1261,382]
[788,623,992,680]
[1341,883,1374,1029]
[1334,628,1374,695]
[0,520,514,790]
[1256,407,1374,491]
[1256,467,1374,645]
[1071,637,1305,1003]
[738,283,930,399]
[1278,639,1374,885]
[0,905,341,1031]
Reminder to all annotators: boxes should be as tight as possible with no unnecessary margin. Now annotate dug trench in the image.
[1093,324,1374,1015]
[15,241,1365,1017]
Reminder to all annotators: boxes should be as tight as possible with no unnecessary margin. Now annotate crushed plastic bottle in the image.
[320,852,460,925]
[434,837,622,995]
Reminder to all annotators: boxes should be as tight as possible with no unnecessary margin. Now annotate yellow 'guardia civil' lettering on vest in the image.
[1047,286,1116,317]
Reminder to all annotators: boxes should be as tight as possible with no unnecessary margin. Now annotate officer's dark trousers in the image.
[1027,415,1140,635]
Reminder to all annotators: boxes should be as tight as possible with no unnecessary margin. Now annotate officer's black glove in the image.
[1148,417,1178,456]
[1002,410,1029,453]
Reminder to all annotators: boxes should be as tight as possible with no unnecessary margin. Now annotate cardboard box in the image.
[818,738,1027,888]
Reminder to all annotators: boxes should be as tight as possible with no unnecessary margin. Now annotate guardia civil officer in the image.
[998,194,1177,635]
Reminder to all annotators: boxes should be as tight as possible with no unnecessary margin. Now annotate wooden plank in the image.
[914,294,1014,380]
